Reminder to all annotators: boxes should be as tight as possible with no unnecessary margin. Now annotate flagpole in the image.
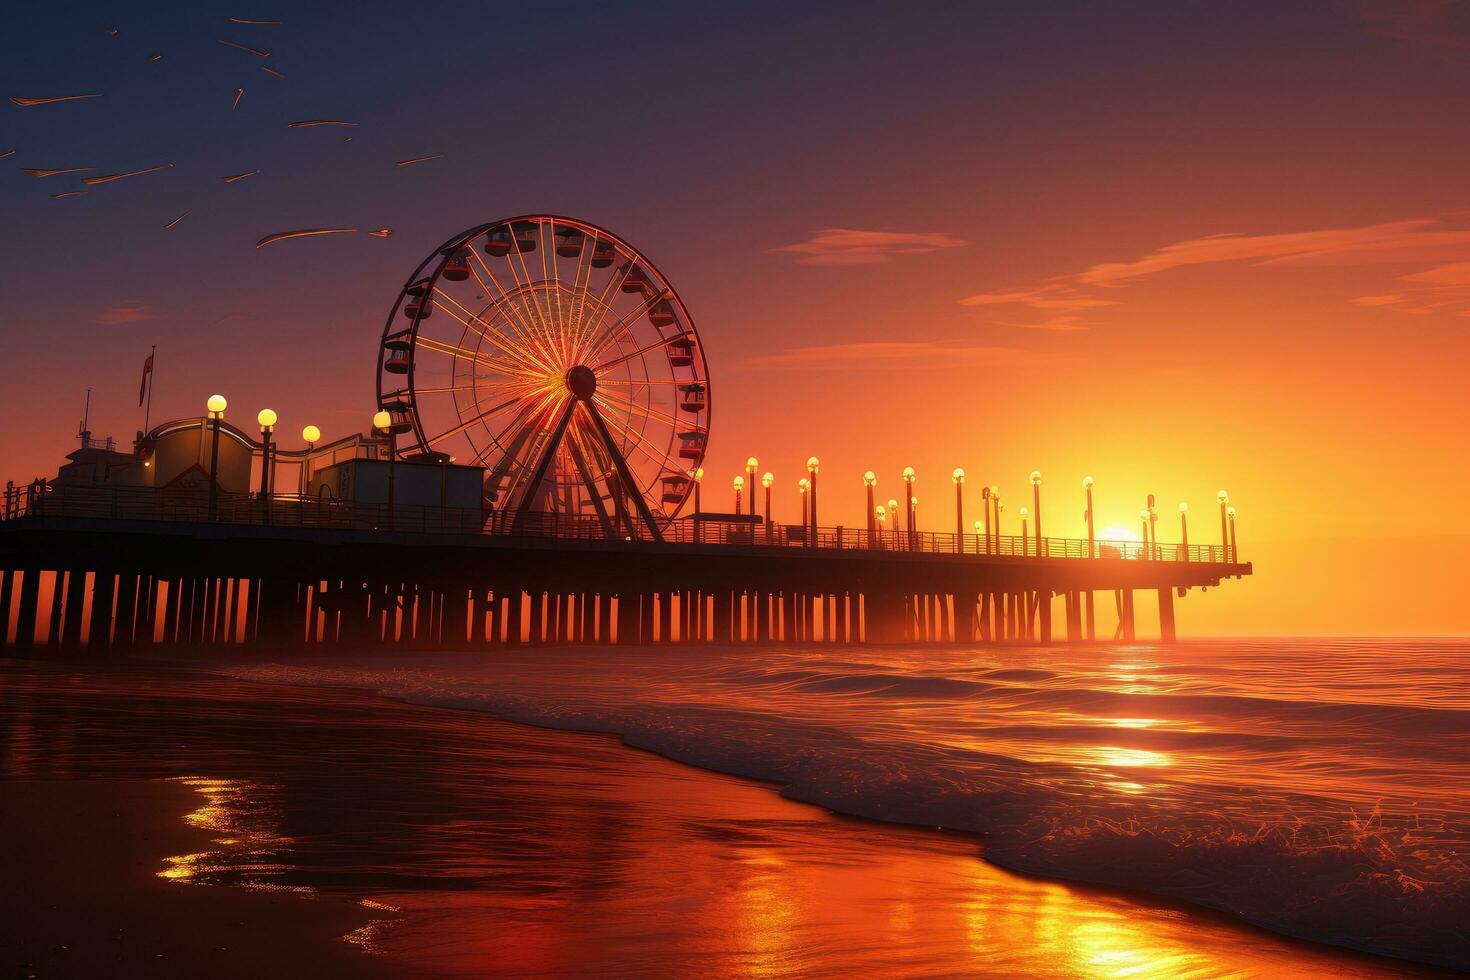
[144,344,156,433]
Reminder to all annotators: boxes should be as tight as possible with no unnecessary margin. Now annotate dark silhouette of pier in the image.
[0,483,1249,652]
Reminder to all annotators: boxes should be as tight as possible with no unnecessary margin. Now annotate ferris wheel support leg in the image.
[514,399,578,527]
[582,400,665,542]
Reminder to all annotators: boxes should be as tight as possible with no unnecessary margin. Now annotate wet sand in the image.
[0,658,1450,977]
[2,779,390,978]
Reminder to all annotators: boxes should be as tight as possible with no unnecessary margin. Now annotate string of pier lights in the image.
[712,458,1240,560]
[194,399,1241,559]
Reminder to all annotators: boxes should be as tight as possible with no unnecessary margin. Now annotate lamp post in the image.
[301,424,321,494]
[864,470,877,539]
[1217,490,1229,562]
[762,471,773,539]
[806,456,820,541]
[952,468,965,548]
[990,486,1001,555]
[798,477,810,539]
[1019,506,1029,556]
[1147,493,1158,561]
[886,498,898,548]
[1030,470,1043,556]
[1179,502,1190,561]
[1140,509,1151,559]
[733,474,744,515]
[692,467,704,542]
[745,457,759,518]
[257,408,277,519]
[973,519,984,555]
[205,394,227,520]
[1083,476,1095,558]
[902,466,916,548]
[1227,506,1238,563]
[980,485,991,554]
[373,410,396,526]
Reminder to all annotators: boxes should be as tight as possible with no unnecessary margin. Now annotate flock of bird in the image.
[7,17,441,248]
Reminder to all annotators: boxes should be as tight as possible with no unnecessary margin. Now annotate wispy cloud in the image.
[958,284,1117,331]
[743,340,1038,369]
[92,302,156,325]
[961,211,1470,323]
[772,228,968,266]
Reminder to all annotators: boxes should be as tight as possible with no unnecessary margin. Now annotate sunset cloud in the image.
[772,228,967,266]
[961,211,1470,322]
[92,302,156,325]
[743,340,1036,369]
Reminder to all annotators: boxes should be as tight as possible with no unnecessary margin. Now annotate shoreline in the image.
[0,777,394,978]
[2,654,1460,977]
[183,648,1468,974]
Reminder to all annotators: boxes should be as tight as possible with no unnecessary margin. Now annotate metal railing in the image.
[1,481,1237,564]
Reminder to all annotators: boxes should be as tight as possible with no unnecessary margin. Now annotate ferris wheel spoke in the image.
[503,226,554,344]
[591,331,693,374]
[495,393,568,508]
[542,219,564,355]
[413,335,531,378]
[424,392,527,448]
[592,389,681,430]
[567,230,597,344]
[569,257,634,359]
[468,247,560,368]
[580,290,671,366]
[414,333,523,371]
[432,288,554,374]
[591,399,677,471]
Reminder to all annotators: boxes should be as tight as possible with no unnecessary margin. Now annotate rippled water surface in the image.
[210,639,1470,970]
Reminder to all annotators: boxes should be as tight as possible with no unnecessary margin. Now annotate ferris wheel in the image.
[375,215,711,539]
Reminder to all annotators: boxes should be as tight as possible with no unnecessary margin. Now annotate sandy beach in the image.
[2,655,1455,978]
[2,778,391,978]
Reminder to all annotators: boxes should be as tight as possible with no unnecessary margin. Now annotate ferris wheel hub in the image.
[566,364,598,401]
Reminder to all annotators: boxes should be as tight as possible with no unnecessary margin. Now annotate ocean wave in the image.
[212,640,1470,971]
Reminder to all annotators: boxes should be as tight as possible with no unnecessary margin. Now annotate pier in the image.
[0,483,1248,652]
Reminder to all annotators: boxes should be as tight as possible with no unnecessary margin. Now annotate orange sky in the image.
[4,2,1469,636]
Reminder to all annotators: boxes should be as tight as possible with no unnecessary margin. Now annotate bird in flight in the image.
[105,27,119,37]
[368,229,395,238]
[147,52,163,62]
[11,94,103,107]
[256,228,358,249]
[229,17,282,25]
[82,162,174,185]
[51,191,88,199]
[0,150,16,160]
[232,88,244,111]
[164,210,192,229]
[21,167,95,178]
[287,119,358,128]
[222,169,261,183]
[395,153,444,167]
[259,65,284,77]
[219,39,270,57]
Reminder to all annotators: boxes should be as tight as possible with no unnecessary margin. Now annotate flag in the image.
[139,353,153,406]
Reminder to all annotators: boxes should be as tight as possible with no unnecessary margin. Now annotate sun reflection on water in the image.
[156,776,302,892]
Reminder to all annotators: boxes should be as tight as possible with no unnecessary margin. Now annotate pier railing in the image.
[2,482,1235,564]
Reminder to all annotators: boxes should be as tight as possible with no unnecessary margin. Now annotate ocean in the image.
[213,638,1470,971]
